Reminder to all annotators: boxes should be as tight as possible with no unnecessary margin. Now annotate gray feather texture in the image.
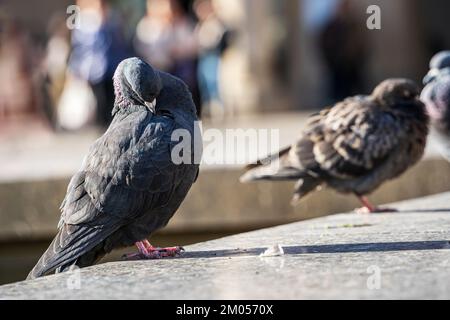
[241,79,429,204]
[28,58,201,279]
[422,51,450,160]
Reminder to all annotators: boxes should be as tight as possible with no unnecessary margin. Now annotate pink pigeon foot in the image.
[355,196,398,214]
[122,240,185,260]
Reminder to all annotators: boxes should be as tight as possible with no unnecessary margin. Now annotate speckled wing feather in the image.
[28,112,186,278]
[296,96,404,180]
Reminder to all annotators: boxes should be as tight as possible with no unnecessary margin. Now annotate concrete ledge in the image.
[2,158,450,241]
[1,113,449,242]
[1,192,449,299]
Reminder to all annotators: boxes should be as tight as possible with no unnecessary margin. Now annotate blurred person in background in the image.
[194,0,229,121]
[44,14,72,129]
[0,18,41,126]
[134,0,200,116]
[66,0,131,129]
[0,14,58,133]
[318,0,368,102]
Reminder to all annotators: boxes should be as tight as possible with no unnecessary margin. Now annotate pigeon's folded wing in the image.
[61,115,182,226]
[32,115,186,275]
[296,97,405,180]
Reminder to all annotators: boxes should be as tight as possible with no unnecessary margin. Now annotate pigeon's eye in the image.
[403,90,413,98]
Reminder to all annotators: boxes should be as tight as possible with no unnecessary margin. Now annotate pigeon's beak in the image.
[423,68,439,85]
[145,99,157,113]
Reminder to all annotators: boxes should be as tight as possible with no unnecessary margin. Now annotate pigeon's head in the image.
[113,57,162,113]
[424,51,450,85]
[373,78,421,106]
[421,78,450,122]
[430,51,450,70]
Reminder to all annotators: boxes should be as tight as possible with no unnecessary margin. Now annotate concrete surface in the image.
[2,113,450,242]
[2,158,450,242]
[0,112,443,182]
[1,192,449,299]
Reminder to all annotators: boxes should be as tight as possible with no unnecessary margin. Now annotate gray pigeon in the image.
[28,57,201,279]
[421,51,450,160]
[241,79,428,213]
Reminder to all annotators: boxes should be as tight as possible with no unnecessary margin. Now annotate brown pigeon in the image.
[241,79,429,213]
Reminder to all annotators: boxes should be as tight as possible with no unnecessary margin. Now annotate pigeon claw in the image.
[355,206,398,214]
[156,246,185,257]
[355,196,398,214]
[122,251,162,260]
[122,242,185,261]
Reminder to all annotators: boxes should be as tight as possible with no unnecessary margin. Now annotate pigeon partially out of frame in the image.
[421,50,450,160]
[241,79,429,213]
[28,58,201,279]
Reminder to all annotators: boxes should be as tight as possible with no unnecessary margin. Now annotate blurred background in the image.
[1,0,450,284]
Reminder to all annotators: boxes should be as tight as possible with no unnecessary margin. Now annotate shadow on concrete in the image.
[176,240,450,259]
[397,208,450,213]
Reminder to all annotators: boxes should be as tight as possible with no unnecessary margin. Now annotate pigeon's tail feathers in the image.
[27,222,118,280]
[243,146,291,171]
[240,164,304,183]
[240,146,306,183]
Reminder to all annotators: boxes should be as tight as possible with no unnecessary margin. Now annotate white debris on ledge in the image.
[260,244,285,257]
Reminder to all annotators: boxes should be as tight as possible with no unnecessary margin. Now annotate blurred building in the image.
[2,0,450,119]
[218,0,450,112]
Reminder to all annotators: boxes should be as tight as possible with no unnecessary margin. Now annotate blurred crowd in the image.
[1,0,443,133]
[318,0,368,102]
[0,0,231,131]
